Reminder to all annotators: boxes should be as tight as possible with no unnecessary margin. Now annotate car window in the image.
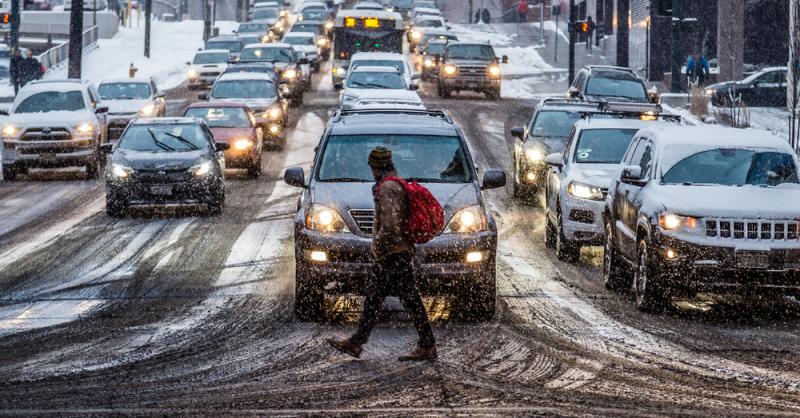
[0,65,10,78]
[283,36,314,46]
[15,91,86,113]
[573,71,585,88]
[347,72,406,89]
[586,76,647,100]
[423,43,446,55]
[238,23,264,33]
[206,40,243,53]
[291,25,321,35]
[416,19,442,28]
[98,82,152,100]
[118,124,210,152]
[446,44,495,60]
[662,149,799,186]
[531,111,583,139]
[630,140,654,178]
[193,52,229,64]
[573,128,639,164]
[211,80,277,99]
[318,134,472,183]
[184,107,253,128]
[302,9,326,20]
[757,70,785,85]
[252,8,279,19]
[352,59,405,74]
[240,47,294,62]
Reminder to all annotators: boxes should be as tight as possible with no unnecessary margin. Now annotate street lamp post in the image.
[93,0,97,27]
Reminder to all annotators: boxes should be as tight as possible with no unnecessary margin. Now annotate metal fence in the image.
[37,25,99,72]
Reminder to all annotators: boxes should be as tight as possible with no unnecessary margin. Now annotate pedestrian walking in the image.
[327,147,437,362]
[685,51,710,87]
[586,16,596,52]
[20,50,43,88]
[517,0,528,22]
[9,48,23,95]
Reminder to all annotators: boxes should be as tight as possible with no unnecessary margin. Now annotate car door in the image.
[549,127,576,225]
[615,138,653,259]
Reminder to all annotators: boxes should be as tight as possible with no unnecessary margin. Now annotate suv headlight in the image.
[110,163,133,179]
[2,124,20,140]
[488,64,501,78]
[266,105,282,119]
[525,148,544,162]
[445,206,487,234]
[342,94,357,103]
[658,213,699,231]
[139,103,157,116]
[75,122,95,139]
[188,68,198,78]
[443,64,458,76]
[567,181,604,201]
[305,204,351,233]
[410,30,422,41]
[283,69,298,80]
[190,161,212,176]
[316,37,328,47]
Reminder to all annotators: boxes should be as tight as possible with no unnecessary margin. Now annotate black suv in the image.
[436,41,508,100]
[568,65,655,103]
[283,109,506,321]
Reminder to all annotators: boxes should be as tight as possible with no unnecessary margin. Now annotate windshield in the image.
[662,149,799,186]
[416,19,442,28]
[98,82,151,100]
[351,59,405,73]
[238,23,264,33]
[573,129,638,164]
[240,47,293,62]
[347,72,406,89]
[446,44,495,60]
[283,36,314,46]
[423,43,446,55]
[206,40,243,53]
[15,91,85,113]
[302,10,326,20]
[118,124,209,152]
[211,80,276,99]
[239,36,262,45]
[252,8,279,19]
[184,107,252,128]
[586,76,647,100]
[193,52,229,64]
[291,24,321,35]
[532,111,582,138]
[225,65,275,75]
[318,135,472,183]
[392,0,413,6]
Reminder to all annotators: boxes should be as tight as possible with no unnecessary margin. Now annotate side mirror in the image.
[510,126,524,140]
[100,143,113,154]
[621,165,645,184]
[567,86,580,99]
[95,106,109,114]
[155,92,165,99]
[543,153,563,169]
[299,58,310,65]
[409,83,419,90]
[333,82,343,89]
[647,86,659,103]
[434,54,441,64]
[198,93,208,100]
[481,169,506,190]
[215,142,230,152]
[227,58,237,64]
[502,55,509,64]
[411,73,420,80]
[186,61,191,65]
[284,166,306,188]
[0,109,9,116]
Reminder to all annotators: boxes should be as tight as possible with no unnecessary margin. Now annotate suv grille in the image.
[705,219,799,241]
[459,65,486,77]
[349,209,375,234]
[22,128,71,141]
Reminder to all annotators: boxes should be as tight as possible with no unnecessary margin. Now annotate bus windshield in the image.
[334,18,403,60]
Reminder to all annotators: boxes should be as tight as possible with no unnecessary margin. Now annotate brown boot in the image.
[398,345,437,361]
[327,337,362,359]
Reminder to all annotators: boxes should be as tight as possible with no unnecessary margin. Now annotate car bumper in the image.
[561,195,605,244]
[3,139,97,168]
[441,76,500,91]
[223,148,259,169]
[295,226,497,294]
[107,176,222,206]
[654,233,800,292]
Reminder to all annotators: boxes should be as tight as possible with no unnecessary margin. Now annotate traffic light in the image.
[569,20,589,33]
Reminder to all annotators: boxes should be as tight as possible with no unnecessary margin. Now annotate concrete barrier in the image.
[21,11,119,39]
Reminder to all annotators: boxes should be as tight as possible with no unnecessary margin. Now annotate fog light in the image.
[310,250,328,262]
[269,124,281,134]
[526,172,536,181]
[665,249,678,260]
[233,138,253,150]
[466,251,483,263]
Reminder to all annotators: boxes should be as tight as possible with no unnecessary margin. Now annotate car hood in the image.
[570,164,619,189]
[311,181,480,219]
[209,127,254,142]
[8,110,95,128]
[449,58,493,66]
[105,99,151,114]
[209,97,277,109]
[655,184,800,220]
[114,149,208,171]
[291,45,317,54]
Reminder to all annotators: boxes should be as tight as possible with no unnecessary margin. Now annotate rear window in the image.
[194,52,229,64]
[206,40,243,52]
[586,75,647,101]
[252,8,279,19]
[211,80,276,99]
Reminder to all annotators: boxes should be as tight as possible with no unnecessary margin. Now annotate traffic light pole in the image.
[670,0,682,92]
[68,0,84,78]
[568,0,576,85]
[144,0,151,57]
[10,0,19,51]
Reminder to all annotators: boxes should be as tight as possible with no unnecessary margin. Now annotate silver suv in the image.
[1,79,109,180]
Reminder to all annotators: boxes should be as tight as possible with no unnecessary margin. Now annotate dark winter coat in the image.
[10,55,23,83]
[372,172,413,259]
[20,57,42,85]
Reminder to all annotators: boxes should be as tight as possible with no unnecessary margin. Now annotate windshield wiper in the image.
[163,132,200,150]
[147,128,175,151]
[322,177,371,182]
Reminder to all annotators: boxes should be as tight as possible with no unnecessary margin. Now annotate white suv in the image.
[187,49,231,90]
[1,79,109,180]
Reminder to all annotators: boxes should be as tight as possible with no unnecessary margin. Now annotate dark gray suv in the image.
[284,109,506,321]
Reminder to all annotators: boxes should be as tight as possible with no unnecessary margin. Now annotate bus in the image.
[332,10,404,85]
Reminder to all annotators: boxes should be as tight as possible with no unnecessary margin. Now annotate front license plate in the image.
[736,251,770,269]
[150,185,173,196]
[39,153,56,162]
[468,82,478,89]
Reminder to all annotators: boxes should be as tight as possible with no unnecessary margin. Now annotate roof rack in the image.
[581,101,681,122]
[333,109,453,124]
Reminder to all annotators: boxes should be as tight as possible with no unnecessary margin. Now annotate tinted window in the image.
[573,129,638,164]
[16,91,85,113]
[531,111,582,139]
[446,44,495,60]
[423,43,446,55]
[184,107,252,128]
[98,82,152,100]
[211,80,276,99]
[291,24,321,35]
[318,135,471,183]
[118,124,209,152]
[283,36,314,46]
[206,40,243,52]
[252,8,279,19]
[347,72,406,89]
[238,23,265,33]
[302,9,326,20]
[351,59,405,73]
[193,52,229,64]
[416,19,442,27]
[240,47,293,62]
[586,75,647,100]
[662,149,799,186]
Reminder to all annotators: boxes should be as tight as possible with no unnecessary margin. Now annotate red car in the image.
[184,102,264,177]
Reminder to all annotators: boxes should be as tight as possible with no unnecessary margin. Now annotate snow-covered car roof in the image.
[573,118,671,132]
[98,77,153,85]
[350,89,421,102]
[283,31,316,38]
[350,65,402,73]
[412,7,441,14]
[413,15,444,24]
[196,49,230,55]
[18,80,86,95]
[215,72,276,82]
[352,101,426,110]
[245,42,292,49]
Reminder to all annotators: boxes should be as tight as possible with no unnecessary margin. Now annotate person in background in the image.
[518,0,528,22]
[20,50,43,88]
[10,48,23,95]
[685,51,710,86]
[586,16,596,52]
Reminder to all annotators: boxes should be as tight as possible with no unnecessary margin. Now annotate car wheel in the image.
[295,261,324,321]
[86,159,100,179]
[248,155,262,178]
[105,197,126,217]
[207,186,225,216]
[291,93,303,107]
[456,270,496,322]
[634,239,670,312]
[603,221,630,292]
[555,211,580,262]
[544,206,557,249]
[485,89,500,100]
[2,167,18,181]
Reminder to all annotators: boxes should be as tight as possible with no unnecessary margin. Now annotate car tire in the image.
[295,261,324,321]
[2,167,18,181]
[291,93,303,107]
[603,221,630,292]
[86,160,100,179]
[437,83,450,98]
[485,88,500,100]
[634,239,670,312]
[555,211,580,262]
[248,155,262,178]
[106,198,126,217]
[456,270,496,322]
[544,208,557,249]
[207,186,225,216]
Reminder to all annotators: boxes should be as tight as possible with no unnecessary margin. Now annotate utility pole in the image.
[468,0,473,23]
[539,0,544,43]
[10,0,19,52]
[93,0,97,26]
[68,0,84,78]
[616,0,629,68]
[144,0,151,57]
[670,0,682,93]
[203,0,211,41]
[568,0,576,84]
[554,5,559,63]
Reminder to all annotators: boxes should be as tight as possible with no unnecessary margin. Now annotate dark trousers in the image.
[351,251,436,348]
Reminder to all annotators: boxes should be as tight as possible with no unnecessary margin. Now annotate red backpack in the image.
[378,176,444,244]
